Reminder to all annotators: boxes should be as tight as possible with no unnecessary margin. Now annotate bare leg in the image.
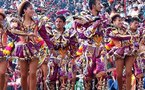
[29,59,38,90]
[115,59,124,90]
[41,63,48,90]
[3,74,8,90]
[125,56,135,90]
[19,60,29,90]
[27,74,30,89]
[0,61,7,90]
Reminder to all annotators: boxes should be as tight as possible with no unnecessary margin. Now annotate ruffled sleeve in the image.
[38,21,54,49]
[107,27,131,40]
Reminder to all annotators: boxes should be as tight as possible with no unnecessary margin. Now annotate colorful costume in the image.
[73,13,110,90]
[39,24,78,89]
[107,25,140,60]
[0,20,18,61]
[10,20,41,61]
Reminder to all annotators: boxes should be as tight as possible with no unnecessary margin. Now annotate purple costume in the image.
[107,26,140,60]
[73,13,110,89]
[39,24,78,89]
[12,21,40,60]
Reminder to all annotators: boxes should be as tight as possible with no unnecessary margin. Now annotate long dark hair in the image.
[19,1,32,17]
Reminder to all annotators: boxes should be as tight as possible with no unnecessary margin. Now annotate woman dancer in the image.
[108,14,140,90]
[10,1,41,90]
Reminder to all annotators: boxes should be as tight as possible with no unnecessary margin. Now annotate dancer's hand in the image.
[133,34,139,38]
[28,33,37,37]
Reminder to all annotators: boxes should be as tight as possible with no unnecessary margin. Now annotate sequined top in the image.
[75,13,108,47]
[9,20,39,44]
[39,23,78,50]
[50,28,70,50]
[108,26,140,47]
[22,22,38,43]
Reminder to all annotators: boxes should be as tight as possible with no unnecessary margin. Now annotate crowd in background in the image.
[0,0,144,22]
[0,0,145,90]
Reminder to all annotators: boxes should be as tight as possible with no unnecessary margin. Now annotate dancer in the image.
[73,0,109,89]
[10,1,42,90]
[40,47,48,90]
[0,8,8,90]
[39,15,78,89]
[108,14,140,90]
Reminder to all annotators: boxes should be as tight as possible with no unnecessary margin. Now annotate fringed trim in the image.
[13,56,39,61]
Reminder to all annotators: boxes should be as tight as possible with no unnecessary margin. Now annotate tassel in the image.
[36,37,45,48]
[76,44,83,56]
[3,42,14,55]
[105,40,115,50]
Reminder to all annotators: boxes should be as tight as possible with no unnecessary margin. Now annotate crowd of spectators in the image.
[0,0,144,21]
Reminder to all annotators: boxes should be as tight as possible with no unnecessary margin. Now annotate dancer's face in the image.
[113,17,122,28]
[55,18,65,30]
[94,0,102,12]
[130,20,139,30]
[24,5,35,18]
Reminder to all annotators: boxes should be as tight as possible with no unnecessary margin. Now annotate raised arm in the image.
[107,28,132,40]
[38,24,54,49]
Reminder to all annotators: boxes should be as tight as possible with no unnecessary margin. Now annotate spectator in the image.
[130,6,140,17]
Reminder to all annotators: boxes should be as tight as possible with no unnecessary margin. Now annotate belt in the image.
[121,40,132,47]
[50,47,69,59]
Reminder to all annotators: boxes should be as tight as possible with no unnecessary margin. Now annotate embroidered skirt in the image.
[13,42,39,60]
[134,51,145,76]
[110,45,138,60]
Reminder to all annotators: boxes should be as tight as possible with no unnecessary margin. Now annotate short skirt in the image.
[109,45,139,60]
[13,41,39,60]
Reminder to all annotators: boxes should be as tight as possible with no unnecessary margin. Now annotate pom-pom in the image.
[105,40,115,50]
[76,45,83,56]
[3,42,14,55]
